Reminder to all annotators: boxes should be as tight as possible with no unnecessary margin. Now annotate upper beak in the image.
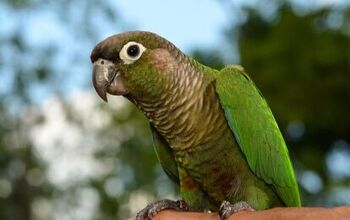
[92,60,117,102]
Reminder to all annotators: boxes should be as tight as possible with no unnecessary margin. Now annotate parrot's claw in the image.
[135,199,189,220]
[219,200,255,220]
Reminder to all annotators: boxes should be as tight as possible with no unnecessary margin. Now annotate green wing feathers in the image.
[215,66,301,207]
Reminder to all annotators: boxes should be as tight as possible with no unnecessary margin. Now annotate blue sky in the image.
[115,0,228,51]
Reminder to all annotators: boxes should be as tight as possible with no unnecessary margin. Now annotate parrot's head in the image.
[91,31,186,103]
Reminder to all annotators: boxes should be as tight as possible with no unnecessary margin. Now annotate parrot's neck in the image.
[130,61,229,151]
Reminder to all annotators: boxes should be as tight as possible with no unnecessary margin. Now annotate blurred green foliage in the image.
[0,1,349,219]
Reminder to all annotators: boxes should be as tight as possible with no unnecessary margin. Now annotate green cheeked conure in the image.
[91,31,301,220]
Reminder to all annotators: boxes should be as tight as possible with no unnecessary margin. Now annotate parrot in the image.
[90,31,301,220]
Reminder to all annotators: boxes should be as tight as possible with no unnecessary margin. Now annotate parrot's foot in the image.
[219,200,255,220]
[135,199,188,220]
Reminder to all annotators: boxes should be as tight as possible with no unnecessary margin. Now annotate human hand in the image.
[148,206,350,220]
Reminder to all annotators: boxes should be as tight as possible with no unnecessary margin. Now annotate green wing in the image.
[150,124,179,184]
[214,66,301,207]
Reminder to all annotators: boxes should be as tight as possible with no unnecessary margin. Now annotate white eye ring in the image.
[119,41,146,65]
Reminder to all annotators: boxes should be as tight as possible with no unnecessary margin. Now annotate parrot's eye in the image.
[120,41,146,65]
[127,45,139,57]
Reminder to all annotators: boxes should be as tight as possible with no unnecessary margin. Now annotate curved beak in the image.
[92,59,128,102]
[92,60,116,102]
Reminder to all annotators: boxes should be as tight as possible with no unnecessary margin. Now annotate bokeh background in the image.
[0,0,350,219]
